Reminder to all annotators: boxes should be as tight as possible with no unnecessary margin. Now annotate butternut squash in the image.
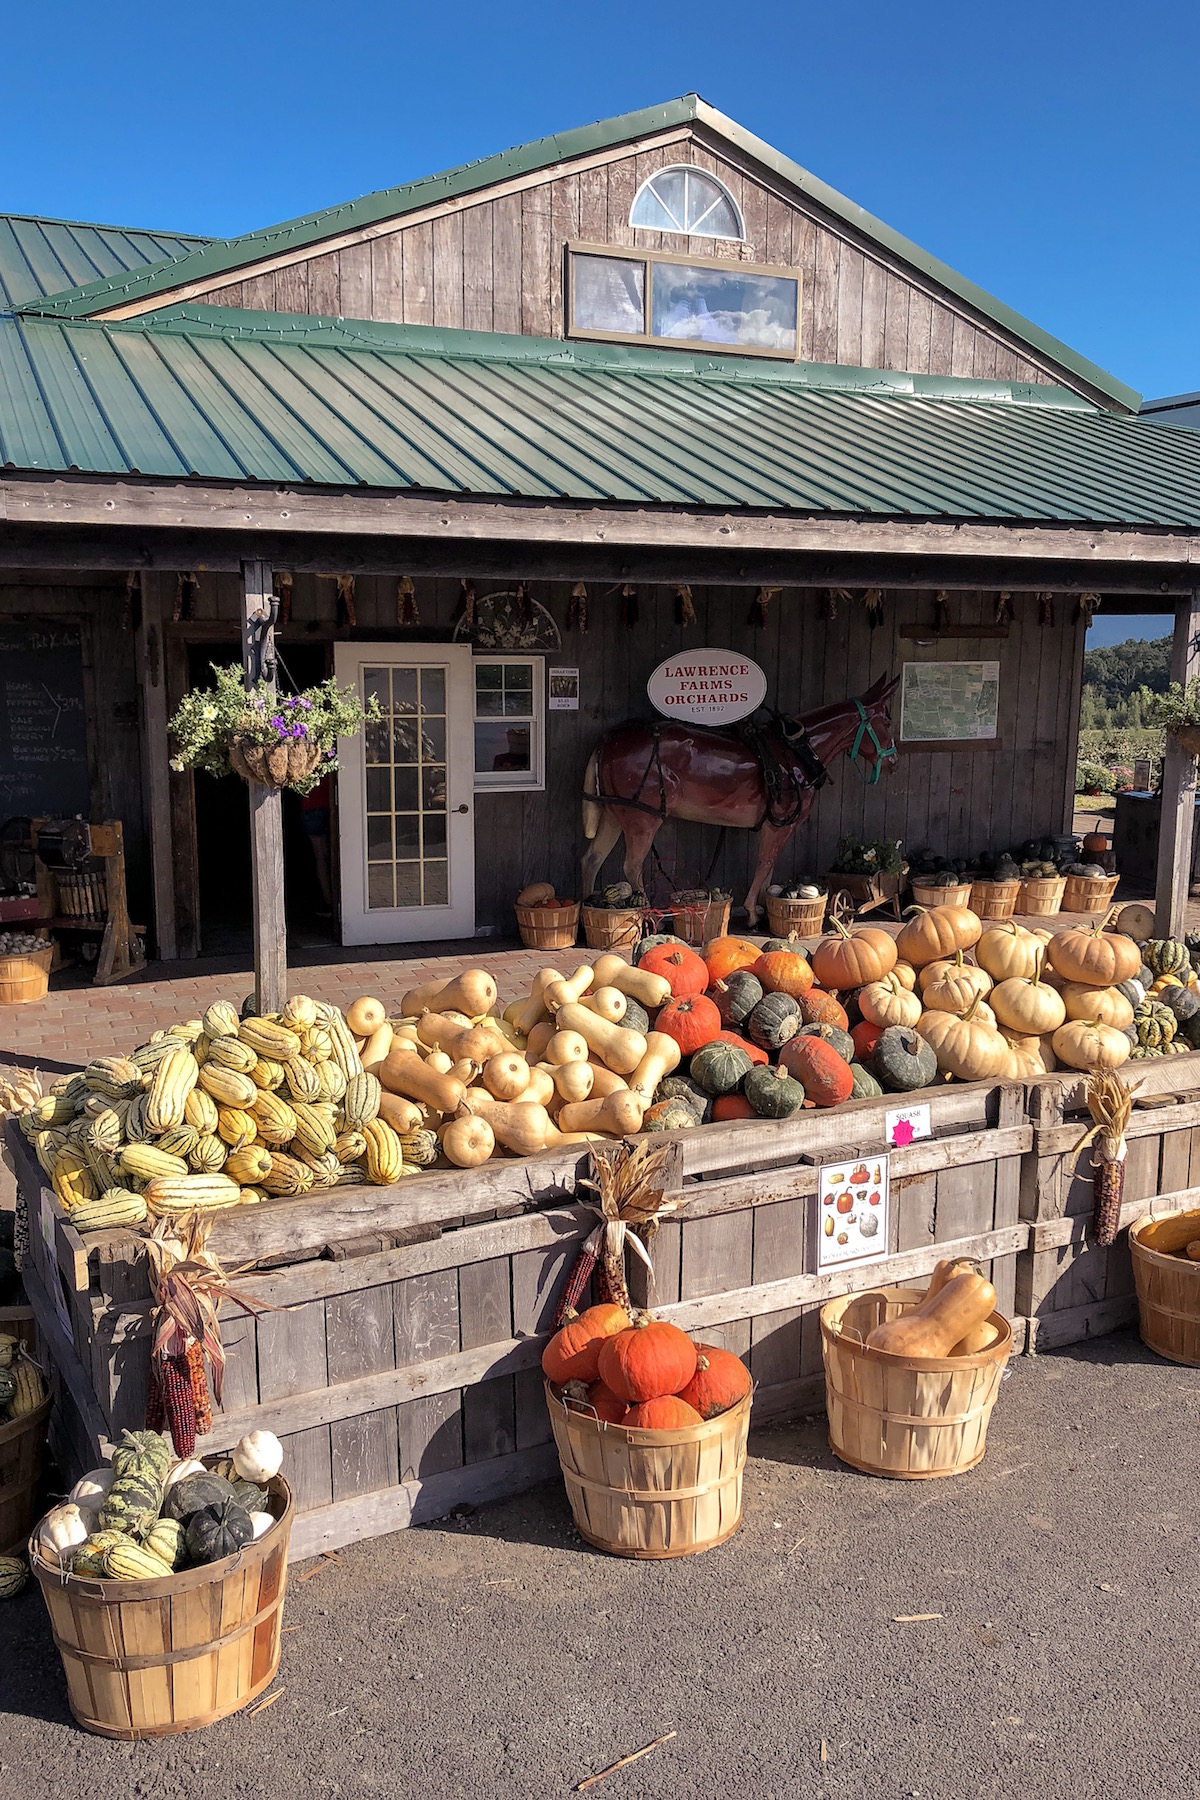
[950,1319,1002,1355]
[360,1021,394,1072]
[543,966,595,1012]
[458,1097,553,1157]
[865,1271,997,1358]
[545,1030,589,1065]
[425,1050,454,1075]
[924,1256,979,1299]
[402,968,498,1019]
[590,953,672,1009]
[377,1091,423,1134]
[416,1014,508,1065]
[587,1065,629,1098]
[1138,1210,1200,1256]
[524,1019,557,1064]
[442,1114,494,1168]
[557,1090,647,1136]
[577,986,628,1024]
[481,1052,531,1101]
[628,1032,683,1103]
[490,1015,527,1050]
[542,1124,605,1146]
[510,968,564,1036]
[379,1050,466,1114]
[548,1061,594,1104]
[554,1002,647,1075]
[346,996,387,1036]
[522,1065,556,1107]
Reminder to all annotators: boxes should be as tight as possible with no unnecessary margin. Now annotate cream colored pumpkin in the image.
[858,973,923,1030]
[975,920,1043,983]
[989,953,1067,1036]
[1051,1019,1132,1072]
[921,955,994,1014]
[918,998,1009,1081]
[1061,983,1135,1029]
[998,1027,1057,1078]
[891,962,919,992]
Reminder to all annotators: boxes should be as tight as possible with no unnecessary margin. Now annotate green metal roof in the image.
[0,310,1192,528]
[10,96,1138,414]
[0,213,209,310]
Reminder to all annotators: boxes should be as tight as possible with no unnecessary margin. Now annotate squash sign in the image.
[817,1154,891,1269]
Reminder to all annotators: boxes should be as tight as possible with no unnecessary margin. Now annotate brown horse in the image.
[581,674,900,923]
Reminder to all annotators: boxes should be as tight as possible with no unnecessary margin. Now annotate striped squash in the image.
[239,1016,303,1059]
[102,1541,174,1581]
[197,1063,258,1109]
[202,1000,241,1039]
[363,1118,403,1184]
[157,1123,199,1159]
[188,1133,227,1173]
[259,1153,314,1196]
[184,1088,219,1133]
[208,1035,259,1074]
[314,1060,347,1103]
[83,1057,143,1099]
[281,994,319,1031]
[342,1072,382,1128]
[283,1055,322,1103]
[252,1090,298,1146]
[250,1057,286,1091]
[119,1143,189,1182]
[68,1190,148,1231]
[290,1101,336,1155]
[52,1149,97,1210]
[224,1145,273,1185]
[145,1047,198,1132]
[216,1106,258,1148]
[144,1173,241,1215]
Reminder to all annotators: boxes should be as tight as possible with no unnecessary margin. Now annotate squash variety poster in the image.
[817,1153,891,1269]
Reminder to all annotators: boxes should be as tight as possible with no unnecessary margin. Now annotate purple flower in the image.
[299,698,313,710]
[270,714,286,732]
[291,722,307,738]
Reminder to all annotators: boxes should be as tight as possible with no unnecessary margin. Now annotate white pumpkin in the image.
[232,1430,283,1484]
[69,1466,115,1506]
[163,1456,207,1492]
[39,1503,91,1558]
[796,885,821,899]
[249,1510,277,1541]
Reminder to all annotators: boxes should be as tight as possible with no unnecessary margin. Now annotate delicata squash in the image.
[865,1270,997,1358]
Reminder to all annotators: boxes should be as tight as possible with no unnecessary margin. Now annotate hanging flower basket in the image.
[227,735,325,789]
[168,664,380,796]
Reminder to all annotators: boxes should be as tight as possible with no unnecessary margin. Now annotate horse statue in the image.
[581,673,900,924]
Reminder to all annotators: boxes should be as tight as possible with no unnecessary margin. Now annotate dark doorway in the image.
[187,644,335,955]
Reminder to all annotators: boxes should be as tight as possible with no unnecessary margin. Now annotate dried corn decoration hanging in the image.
[275,570,294,626]
[994,590,1014,626]
[1076,591,1101,628]
[1038,591,1055,627]
[516,581,533,628]
[620,582,639,629]
[567,581,588,633]
[174,573,198,624]
[824,587,851,621]
[120,570,139,633]
[570,1139,682,1315]
[863,588,884,629]
[335,574,357,628]
[1075,1071,1137,1247]
[396,575,419,626]
[456,578,476,631]
[752,585,781,628]
[674,584,696,627]
[934,588,951,631]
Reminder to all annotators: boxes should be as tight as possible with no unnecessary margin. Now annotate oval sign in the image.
[647,648,768,726]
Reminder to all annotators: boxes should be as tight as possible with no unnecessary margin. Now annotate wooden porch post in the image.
[240,559,286,1012]
[1154,588,1200,937]
[134,571,177,960]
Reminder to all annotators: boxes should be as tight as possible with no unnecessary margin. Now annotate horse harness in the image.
[592,713,830,833]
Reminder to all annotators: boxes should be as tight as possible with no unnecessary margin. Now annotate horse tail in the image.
[582,750,601,840]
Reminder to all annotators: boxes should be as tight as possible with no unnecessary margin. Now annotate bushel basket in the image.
[0,942,52,1005]
[582,906,642,952]
[515,901,579,950]
[765,892,827,938]
[968,878,1020,921]
[1130,1212,1200,1366]
[30,1473,293,1739]
[0,1328,50,1553]
[228,736,325,789]
[1017,875,1066,916]
[1061,872,1120,915]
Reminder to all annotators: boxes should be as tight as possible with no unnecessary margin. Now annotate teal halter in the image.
[849,701,897,786]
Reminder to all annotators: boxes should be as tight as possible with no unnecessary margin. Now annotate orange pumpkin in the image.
[585,1380,629,1424]
[677,1344,752,1419]
[810,919,898,991]
[704,936,763,984]
[624,1395,703,1430]
[851,1020,884,1060]
[896,904,982,968]
[779,1036,855,1106]
[754,948,814,999]
[715,1028,768,1066]
[712,1093,756,1121]
[541,1303,631,1384]
[797,989,850,1030]
[638,942,709,997]
[598,1313,698,1402]
[656,993,722,1055]
[1046,915,1142,989]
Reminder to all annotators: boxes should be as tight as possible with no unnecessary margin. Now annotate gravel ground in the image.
[3,1329,1198,1800]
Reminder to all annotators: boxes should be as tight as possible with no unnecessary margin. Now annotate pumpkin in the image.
[598,1314,698,1402]
[810,919,897,991]
[746,991,801,1051]
[185,1499,255,1565]
[849,1062,883,1099]
[1143,938,1192,978]
[677,1345,752,1419]
[872,1026,938,1091]
[1046,917,1142,989]
[585,1380,629,1424]
[704,936,764,984]
[896,904,982,968]
[232,1430,283,1484]
[754,947,814,999]
[1051,1019,1132,1072]
[654,1074,708,1118]
[637,943,709,998]
[920,953,994,1014]
[163,1471,237,1522]
[1061,983,1134,1028]
[633,933,687,964]
[975,920,1044,983]
[851,1020,883,1061]
[642,1099,699,1133]
[715,1028,768,1066]
[712,1093,756,1121]
[795,989,850,1031]
[1116,976,1147,1009]
[779,1037,854,1107]
[711,971,764,1027]
[858,973,922,1030]
[542,1303,632,1384]
[794,1021,856,1063]
[918,995,1009,1082]
[624,1396,704,1430]
[656,994,722,1056]
[619,998,651,1036]
[865,1271,996,1357]
[998,1028,1056,1077]
[989,951,1067,1035]
[1162,984,1200,1023]
[891,961,919,991]
[689,1040,753,1096]
[743,1063,806,1118]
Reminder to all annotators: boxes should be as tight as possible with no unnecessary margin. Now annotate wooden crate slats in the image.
[254,1300,332,1512]
[459,1256,515,1465]
[395,1268,462,1484]
[325,1286,399,1502]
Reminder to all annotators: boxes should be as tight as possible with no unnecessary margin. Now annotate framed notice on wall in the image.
[900,661,1000,744]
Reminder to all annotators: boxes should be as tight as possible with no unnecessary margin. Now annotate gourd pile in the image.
[865,1259,1001,1357]
[541,1302,752,1430]
[15,994,416,1231]
[0,1332,45,1422]
[27,1427,284,1586]
[0,930,48,955]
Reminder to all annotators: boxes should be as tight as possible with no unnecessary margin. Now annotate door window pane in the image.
[360,659,456,911]
[420,667,445,714]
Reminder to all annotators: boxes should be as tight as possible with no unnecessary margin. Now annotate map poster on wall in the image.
[900,661,1000,742]
[816,1153,890,1270]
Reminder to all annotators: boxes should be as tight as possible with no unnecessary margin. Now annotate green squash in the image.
[657,1075,711,1122]
[795,1021,855,1064]
[619,998,651,1036]
[641,1100,699,1133]
[0,1368,15,1408]
[746,991,801,1051]
[872,1026,938,1092]
[633,934,687,965]
[109,1428,171,1486]
[1182,1012,1200,1050]
[711,970,763,1028]
[1134,999,1177,1049]
[1143,938,1191,978]
[144,1516,188,1571]
[849,1062,883,1100]
[163,1471,238,1523]
[1129,1043,1164,1060]
[743,1063,806,1119]
[1116,977,1146,1009]
[229,1478,269,1513]
[1138,963,1156,990]
[1160,984,1200,1024]
[689,1040,753,1097]
[184,1499,254,1565]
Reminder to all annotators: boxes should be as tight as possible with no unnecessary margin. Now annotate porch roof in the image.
[2,308,1199,530]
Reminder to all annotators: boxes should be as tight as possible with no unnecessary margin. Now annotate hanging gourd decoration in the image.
[779,1037,854,1107]
[858,972,922,1030]
[656,994,722,1056]
[919,951,994,1014]
[918,993,1009,1082]
[597,1314,698,1403]
[711,971,764,1028]
[1046,912,1142,990]
[871,1026,938,1091]
[975,920,1044,983]
[989,949,1067,1036]
[541,1303,632,1384]
[896,904,983,968]
[754,944,814,1000]
[810,919,897,991]
[1061,983,1135,1029]
[677,1344,752,1419]
[704,937,764,984]
[1050,1018,1132,1072]
[637,943,709,998]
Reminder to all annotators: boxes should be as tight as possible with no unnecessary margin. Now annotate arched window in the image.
[630,166,744,240]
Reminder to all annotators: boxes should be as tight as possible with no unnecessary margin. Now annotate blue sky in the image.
[3,2,1197,401]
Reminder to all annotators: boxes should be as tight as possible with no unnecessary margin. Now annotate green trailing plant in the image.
[169,664,379,794]
[1150,680,1200,740]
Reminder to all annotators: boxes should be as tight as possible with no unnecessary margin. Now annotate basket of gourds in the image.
[910,870,974,908]
[0,1332,49,1554]
[582,883,646,951]
[668,888,732,946]
[514,883,579,950]
[764,883,828,938]
[1061,864,1121,915]
[1016,859,1067,916]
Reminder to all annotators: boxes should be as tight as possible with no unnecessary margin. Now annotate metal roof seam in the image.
[106,328,248,482]
[11,319,82,472]
[180,333,334,486]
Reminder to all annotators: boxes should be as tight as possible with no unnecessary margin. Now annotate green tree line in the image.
[1080,635,1170,729]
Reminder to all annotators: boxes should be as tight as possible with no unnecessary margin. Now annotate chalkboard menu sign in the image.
[0,622,91,821]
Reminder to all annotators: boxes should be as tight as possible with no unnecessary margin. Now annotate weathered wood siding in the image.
[171,572,1084,931]
[189,134,1058,388]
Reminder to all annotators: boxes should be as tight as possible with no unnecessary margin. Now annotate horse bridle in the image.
[849,700,898,786]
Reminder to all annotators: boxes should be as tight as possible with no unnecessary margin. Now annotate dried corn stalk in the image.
[573,1139,681,1315]
[1075,1072,1137,1247]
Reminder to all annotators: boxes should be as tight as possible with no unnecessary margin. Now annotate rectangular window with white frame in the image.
[473,656,545,791]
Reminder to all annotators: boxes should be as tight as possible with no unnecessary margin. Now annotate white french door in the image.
[335,643,475,945]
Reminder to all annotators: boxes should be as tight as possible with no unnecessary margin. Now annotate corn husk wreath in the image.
[1074,1071,1138,1247]
[553,1140,680,1322]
